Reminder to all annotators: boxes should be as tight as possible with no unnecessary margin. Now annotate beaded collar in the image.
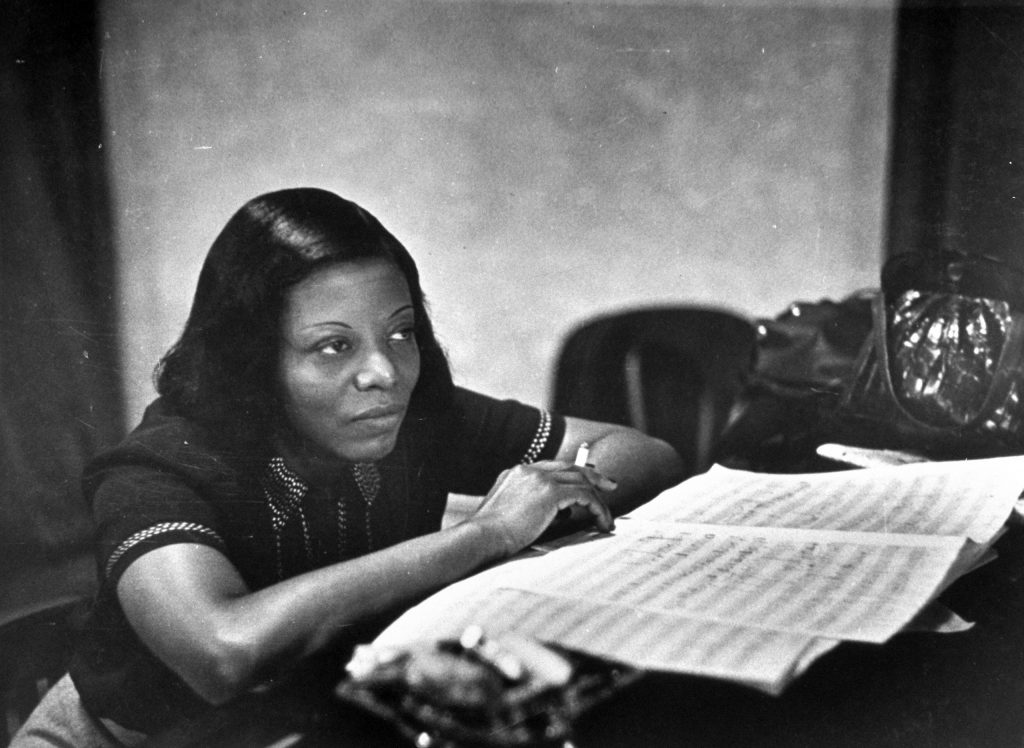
[259,456,381,581]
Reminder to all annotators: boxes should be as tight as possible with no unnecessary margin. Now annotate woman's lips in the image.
[351,404,406,429]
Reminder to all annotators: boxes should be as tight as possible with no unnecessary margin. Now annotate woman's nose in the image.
[354,348,397,390]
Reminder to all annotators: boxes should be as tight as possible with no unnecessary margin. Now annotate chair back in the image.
[551,307,756,478]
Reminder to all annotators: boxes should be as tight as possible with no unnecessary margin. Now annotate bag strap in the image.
[869,293,1024,431]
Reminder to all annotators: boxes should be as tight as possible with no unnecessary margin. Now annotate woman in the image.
[15,188,685,745]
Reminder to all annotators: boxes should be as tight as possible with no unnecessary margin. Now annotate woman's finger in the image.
[529,460,571,473]
[547,466,618,493]
[577,465,618,492]
[556,492,614,533]
[529,460,616,490]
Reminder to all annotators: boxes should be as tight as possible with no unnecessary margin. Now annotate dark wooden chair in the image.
[551,306,756,479]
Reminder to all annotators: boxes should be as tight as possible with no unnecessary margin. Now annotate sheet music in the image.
[522,525,964,641]
[376,457,1024,693]
[377,583,838,695]
[378,527,958,690]
[628,456,1024,543]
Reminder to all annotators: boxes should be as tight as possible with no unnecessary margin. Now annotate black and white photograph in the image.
[4,1,1024,745]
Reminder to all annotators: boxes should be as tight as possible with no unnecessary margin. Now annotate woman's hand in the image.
[466,460,617,556]
[556,418,687,517]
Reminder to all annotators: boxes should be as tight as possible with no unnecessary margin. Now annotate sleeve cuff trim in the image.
[104,522,225,579]
[520,408,553,464]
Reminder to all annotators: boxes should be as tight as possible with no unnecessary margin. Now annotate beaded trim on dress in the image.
[520,409,553,464]
[352,462,381,552]
[104,522,224,580]
[260,456,313,580]
[260,457,384,580]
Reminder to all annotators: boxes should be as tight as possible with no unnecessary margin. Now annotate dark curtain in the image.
[886,1,1024,264]
[0,0,123,608]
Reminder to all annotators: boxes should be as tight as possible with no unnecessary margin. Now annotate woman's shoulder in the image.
[448,386,559,430]
[449,385,540,413]
[84,398,257,490]
[428,386,565,489]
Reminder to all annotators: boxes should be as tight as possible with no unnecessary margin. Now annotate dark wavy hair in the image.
[155,188,453,449]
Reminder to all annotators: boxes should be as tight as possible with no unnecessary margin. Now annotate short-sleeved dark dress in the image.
[68,387,565,735]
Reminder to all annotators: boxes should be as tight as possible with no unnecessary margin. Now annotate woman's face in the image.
[278,258,421,463]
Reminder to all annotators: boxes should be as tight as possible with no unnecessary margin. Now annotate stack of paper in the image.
[375,456,1024,694]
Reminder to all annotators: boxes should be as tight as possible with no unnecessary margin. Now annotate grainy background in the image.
[100,0,895,425]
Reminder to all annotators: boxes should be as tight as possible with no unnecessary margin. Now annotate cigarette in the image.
[574,442,590,467]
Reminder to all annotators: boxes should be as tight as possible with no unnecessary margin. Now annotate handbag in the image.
[716,251,1024,471]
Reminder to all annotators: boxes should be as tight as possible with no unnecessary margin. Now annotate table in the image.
[148,524,1024,747]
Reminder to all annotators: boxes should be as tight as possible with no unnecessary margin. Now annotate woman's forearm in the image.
[118,519,506,703]
[233,520,503,655]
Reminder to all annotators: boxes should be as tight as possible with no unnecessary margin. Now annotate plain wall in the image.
[100,0,895,425]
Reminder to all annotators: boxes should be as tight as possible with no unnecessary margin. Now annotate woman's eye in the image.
[318,339,351,355]
[389,326,416,343]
